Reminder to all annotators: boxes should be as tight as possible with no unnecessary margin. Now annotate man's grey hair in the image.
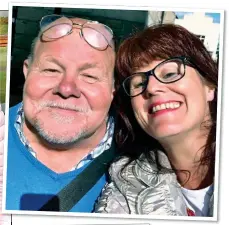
[27,30,43,66]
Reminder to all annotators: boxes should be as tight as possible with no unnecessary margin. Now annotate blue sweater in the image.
[6,104,108,212]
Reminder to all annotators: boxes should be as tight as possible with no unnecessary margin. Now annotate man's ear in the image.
[23,59,30,79]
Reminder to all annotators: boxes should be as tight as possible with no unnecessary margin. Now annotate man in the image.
[4,15,116,212]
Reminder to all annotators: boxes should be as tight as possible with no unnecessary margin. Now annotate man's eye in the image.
[81,74,98,83]
[42,68,61,76]
[44,69,59,73]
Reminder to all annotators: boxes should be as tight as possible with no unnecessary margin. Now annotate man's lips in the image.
[46,106,86,117]
[50,106,77,111]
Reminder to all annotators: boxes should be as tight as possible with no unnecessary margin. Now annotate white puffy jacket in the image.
[95,150,214,216]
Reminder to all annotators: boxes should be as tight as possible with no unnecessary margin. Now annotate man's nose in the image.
[52,75,81,98]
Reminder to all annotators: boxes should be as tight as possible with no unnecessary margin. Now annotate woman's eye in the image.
[133,82,146,88]
[163,72,178,79]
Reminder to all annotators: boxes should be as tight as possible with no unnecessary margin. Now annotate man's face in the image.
[22,18,115,148]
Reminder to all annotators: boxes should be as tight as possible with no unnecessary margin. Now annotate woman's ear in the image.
[206,86,215,102]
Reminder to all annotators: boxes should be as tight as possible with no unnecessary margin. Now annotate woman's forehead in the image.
[133,59,165,73]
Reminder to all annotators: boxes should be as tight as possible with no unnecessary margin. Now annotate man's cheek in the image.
[24,78,50,99]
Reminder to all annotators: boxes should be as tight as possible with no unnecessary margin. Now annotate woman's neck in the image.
[160,128,213,189]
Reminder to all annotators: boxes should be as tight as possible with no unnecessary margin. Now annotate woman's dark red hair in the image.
[114,23,218,175]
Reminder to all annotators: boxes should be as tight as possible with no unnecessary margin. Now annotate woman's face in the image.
[130,59,215,142]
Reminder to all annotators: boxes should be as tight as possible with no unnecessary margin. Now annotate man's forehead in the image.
[34,34,115,66]
[71,17,90,24]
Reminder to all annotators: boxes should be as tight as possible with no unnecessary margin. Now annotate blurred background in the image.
[0,10,8,111]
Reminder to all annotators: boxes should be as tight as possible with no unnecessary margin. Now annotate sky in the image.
[175,12,220,23]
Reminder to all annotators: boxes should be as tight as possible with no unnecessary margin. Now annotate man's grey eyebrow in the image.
[42,58,101,73]
[43,57,65,69]
[78,63,100,71]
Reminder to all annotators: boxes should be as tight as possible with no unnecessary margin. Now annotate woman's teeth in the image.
[151,102,181,113]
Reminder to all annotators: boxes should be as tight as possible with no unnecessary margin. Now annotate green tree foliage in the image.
[0,17,8,34]
[0,17,8,24]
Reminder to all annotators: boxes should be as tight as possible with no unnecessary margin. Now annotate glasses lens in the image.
[41,16,72,40]
[82,23,113,50]
[155,58,185,83]
[40,15,61,29]
[124,74,147,96]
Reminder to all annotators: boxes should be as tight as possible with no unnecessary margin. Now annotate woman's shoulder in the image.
[105,151,187,215]
[109,150,174,187]
[109,153,153,179]
[110,150,171,174]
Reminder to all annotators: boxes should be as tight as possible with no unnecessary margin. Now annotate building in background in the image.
[146,11,220,62]
[147,11,176,26]
[174,12,220,61]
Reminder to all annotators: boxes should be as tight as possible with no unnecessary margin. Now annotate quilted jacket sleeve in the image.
[94,181,130,214]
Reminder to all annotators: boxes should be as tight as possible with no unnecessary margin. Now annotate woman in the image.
[95,24,218,216]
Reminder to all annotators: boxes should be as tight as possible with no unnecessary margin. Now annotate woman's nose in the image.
[144,75,167,97]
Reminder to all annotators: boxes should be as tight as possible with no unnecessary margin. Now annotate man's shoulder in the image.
[9,102,22,114]
[7,102,23,125]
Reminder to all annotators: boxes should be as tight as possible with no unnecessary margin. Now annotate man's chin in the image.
[36,131,87,150]
[32,123,87,149]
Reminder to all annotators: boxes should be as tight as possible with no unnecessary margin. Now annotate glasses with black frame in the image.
[122,56,200,97]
